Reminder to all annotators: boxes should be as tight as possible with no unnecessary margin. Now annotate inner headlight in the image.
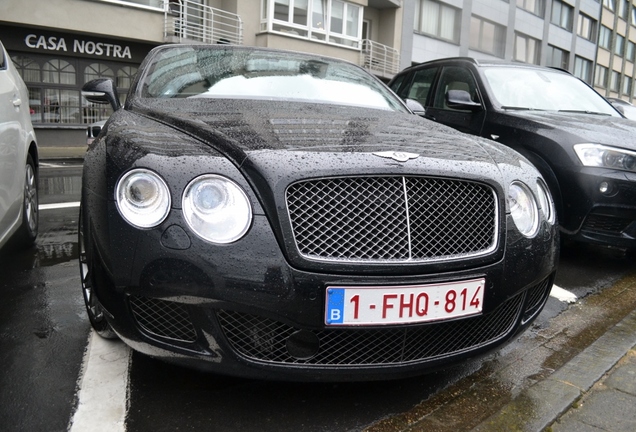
[535,179,555,224]
[508,181,539,237]
[116,169,171,228]
[182,174,252,244]
[574,144,636,173]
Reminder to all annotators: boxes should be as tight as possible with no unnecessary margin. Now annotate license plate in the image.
[325,278,485,326]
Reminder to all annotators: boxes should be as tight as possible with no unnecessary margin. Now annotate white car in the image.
[0,41,38,250]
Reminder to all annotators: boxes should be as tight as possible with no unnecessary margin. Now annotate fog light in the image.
[599,181,613,195]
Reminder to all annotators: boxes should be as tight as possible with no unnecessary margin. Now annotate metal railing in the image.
[360,39,400,78]
[164,0,243,45]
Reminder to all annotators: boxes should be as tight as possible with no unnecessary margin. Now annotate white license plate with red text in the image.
[325,278,485,326]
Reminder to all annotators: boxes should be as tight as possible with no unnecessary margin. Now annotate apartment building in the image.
[406,0,636,104]
[594,0,636,101]
[0,0,405,147]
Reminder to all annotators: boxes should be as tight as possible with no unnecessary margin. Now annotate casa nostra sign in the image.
[25,34,132,59]
[0,26,154,64]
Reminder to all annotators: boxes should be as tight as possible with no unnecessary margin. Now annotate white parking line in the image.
[69,331,131,432]
[550,284,578,303]
[39,202,80,210]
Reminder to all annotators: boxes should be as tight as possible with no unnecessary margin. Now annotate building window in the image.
[574,56,593,83]
[43,59,76,85]
[546,45,569,70]
[595,64,608,88]
[514,33,540,64]
[517,0,544,16]
[577,14,596,41]
[84,63,114,82]
[264,0,362,48]
[603,0,616,12]
[615,34,625,57]
[623,76,632,95]
[551,0,574,32]
[632,8,636,26]
[610,71,621,92]
[619,0,629,20]
[12,53,136,125]
[414,0,460,43]
[13,55,40,82]
[470,16,506,57]
[627,41,636,62]
[117,66,138,90]
[599,26,612,50]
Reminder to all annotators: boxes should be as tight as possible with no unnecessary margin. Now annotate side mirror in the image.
[82,78,121,111]
[405,98,426,116]
[446,89,482,111]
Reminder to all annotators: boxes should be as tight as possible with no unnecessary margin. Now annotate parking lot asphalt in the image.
[40,147,636,432]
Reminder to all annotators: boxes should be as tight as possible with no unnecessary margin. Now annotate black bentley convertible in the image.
[80,44,558,381]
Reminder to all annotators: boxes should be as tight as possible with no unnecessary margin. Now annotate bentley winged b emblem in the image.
[373,151,420,163]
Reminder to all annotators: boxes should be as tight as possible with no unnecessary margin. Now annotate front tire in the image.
[14,154,38,248]
[79,204,118,339]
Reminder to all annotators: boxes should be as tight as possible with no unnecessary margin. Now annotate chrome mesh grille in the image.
[129,296,198,343]
[217,292,523,366]
[286,176,497,262]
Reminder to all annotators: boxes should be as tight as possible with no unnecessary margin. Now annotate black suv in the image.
[389,58,636,251]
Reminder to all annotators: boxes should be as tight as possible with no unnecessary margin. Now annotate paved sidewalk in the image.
[550,347,636,432]
[473,307,636,432]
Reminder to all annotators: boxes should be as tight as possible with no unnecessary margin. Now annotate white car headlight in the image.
[574,144,636,173]
[182,174,252,244]
[535,179,555,224]
[508,181,539,237]
[115,169,171,228]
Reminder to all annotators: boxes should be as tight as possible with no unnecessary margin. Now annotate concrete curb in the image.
[472,308,636,431]
[39,146,87,160]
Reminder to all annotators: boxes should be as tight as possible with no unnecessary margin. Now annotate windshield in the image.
[483,67,620,116]
[139,46,406,112]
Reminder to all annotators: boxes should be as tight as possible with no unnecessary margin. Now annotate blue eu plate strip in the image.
[326,288,344,324]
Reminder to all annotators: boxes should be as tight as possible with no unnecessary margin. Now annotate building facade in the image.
[406,0,636,103]
[3,0,635,148]
[0,0,405,147]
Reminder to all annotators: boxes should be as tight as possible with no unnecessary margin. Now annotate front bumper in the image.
[561,168,636,250]
[89,202,559,381]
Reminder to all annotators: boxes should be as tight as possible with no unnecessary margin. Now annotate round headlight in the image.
[508,181,539,237]
[115,169,171,228]
[536,179,555,224]
[182,174,252,244]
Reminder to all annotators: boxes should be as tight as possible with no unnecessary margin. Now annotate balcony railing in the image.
[164,0,243,45]
[360,40,400,79]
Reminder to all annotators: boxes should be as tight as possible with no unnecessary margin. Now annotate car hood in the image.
[506,110,636,150]
[132,99,501,165]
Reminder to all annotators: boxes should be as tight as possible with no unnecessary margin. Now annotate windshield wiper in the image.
[558,109,612,116]
[501,106,545,111]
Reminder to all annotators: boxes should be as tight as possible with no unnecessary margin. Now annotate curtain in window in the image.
[421,0,439,35]
[13,56,40,83]
[312,0,326,29]
[293,0,308,25]
[330,0,344,34]
[440,7,456,40]
[346,4,359,37]
[43,59,76,85]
